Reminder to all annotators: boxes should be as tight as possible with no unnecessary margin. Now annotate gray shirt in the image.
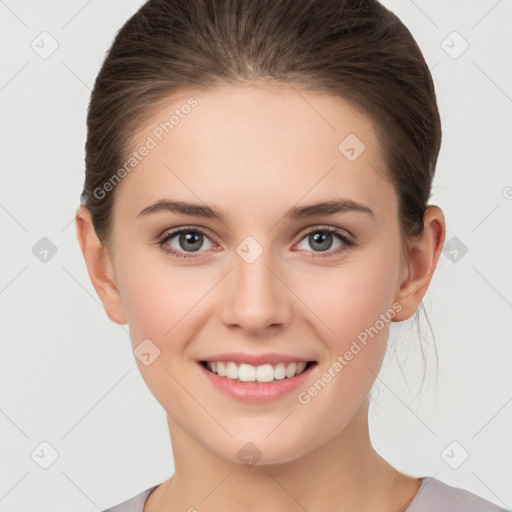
[102,476,510,512]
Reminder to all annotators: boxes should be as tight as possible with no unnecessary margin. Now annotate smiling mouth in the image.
[199,360,317,383]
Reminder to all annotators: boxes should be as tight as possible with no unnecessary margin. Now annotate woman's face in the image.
[104,83,412,464]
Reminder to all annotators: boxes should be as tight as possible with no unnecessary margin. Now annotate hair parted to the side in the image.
[80,0,442,392]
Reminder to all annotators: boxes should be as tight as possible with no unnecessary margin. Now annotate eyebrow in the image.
[137,198,375,222]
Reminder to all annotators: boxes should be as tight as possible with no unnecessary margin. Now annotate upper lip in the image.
[198,352,316,366]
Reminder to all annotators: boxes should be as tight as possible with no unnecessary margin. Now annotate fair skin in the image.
[76,82,445,512]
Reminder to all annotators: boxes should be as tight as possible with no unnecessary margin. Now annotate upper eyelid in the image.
[298,224,352,238]
[159,225,215,243]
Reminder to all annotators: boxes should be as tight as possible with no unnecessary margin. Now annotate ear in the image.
[75,206,127,325]
[392,205,446,322]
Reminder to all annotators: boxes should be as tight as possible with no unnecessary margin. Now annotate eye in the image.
[294,226,355,258]
[157,225,355,260]
[157,227,215,259]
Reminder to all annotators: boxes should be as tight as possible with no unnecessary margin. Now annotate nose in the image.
[219,249,293,336]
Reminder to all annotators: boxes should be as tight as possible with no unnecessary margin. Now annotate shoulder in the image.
[101,484,159,512]
[406,477,509,512]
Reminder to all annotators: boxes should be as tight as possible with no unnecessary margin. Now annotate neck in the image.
[147,397,421,512]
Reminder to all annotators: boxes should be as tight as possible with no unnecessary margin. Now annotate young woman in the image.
[75,0,507,511]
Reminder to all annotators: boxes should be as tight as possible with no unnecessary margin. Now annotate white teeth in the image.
[273,362,286,380]
[216,361,226,377]
[204,360,310,382]
[256,364,274,382]
[226,361,239,379]
[285,362,297,378]
[239,363,256,382]
[296,361,307,374]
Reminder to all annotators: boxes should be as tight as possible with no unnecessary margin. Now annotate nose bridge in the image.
[220,238,291,332]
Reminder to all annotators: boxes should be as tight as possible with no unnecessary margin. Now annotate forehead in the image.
[113,82,397,226]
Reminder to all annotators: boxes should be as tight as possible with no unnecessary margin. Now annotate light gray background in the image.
[1,1,511,510]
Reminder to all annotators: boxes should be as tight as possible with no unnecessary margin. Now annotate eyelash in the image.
[157,225,355,260]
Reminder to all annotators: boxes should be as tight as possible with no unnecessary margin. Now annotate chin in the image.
[205,431,319,468]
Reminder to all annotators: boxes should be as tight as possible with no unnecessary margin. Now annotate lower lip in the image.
[198,362,316,403]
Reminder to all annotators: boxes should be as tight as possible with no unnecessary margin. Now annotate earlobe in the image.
[392,205,446,322]
[75,206,128,325]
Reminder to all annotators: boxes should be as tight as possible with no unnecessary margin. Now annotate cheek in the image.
[289,250,400,405]
[115,256,207,404]
[297,254,399,342]
[290,264,398,428]
[115,249,204,342]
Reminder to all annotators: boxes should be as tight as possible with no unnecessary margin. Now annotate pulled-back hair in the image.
[81,0,441,246]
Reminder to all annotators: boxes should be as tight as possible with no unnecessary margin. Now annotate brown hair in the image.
[80,0,441,388]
